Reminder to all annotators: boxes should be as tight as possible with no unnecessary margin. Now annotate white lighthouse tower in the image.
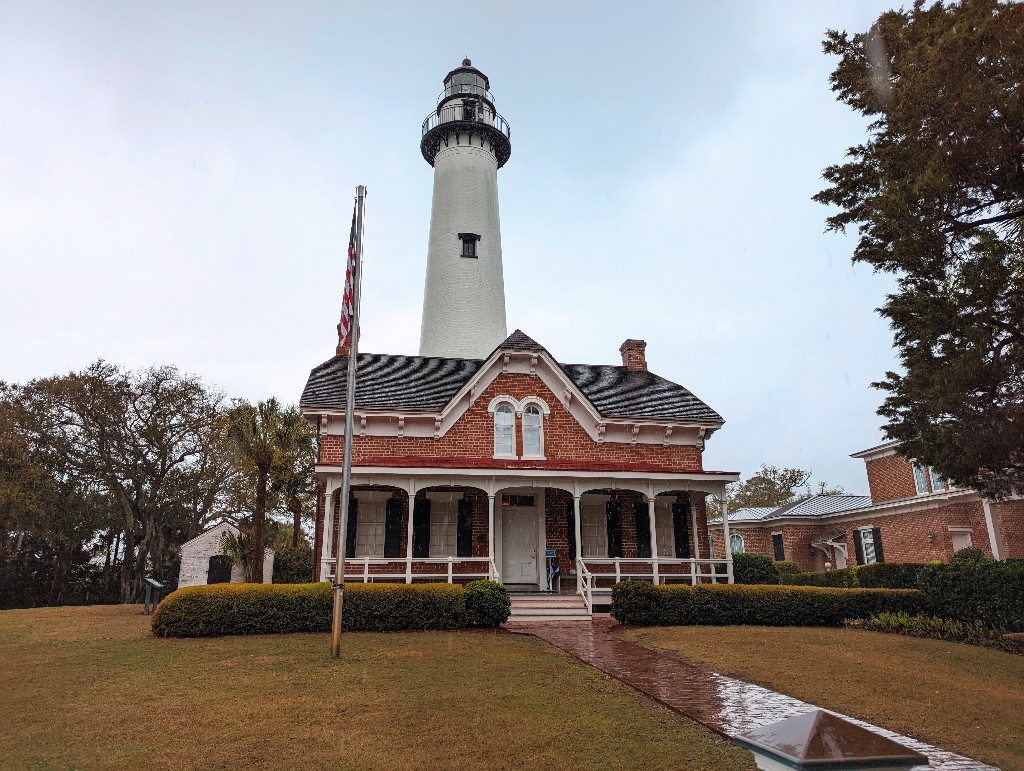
[418,59,512,359]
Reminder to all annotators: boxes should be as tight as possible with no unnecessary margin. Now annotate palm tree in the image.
[222,398,310,583]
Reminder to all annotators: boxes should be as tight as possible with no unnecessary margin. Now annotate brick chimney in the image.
[619,339,648,371]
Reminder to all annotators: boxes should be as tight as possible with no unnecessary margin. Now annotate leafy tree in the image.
[816,0,1024,497]
[710,465,846,518]
[222,399,311,583]
[6,362,231,602]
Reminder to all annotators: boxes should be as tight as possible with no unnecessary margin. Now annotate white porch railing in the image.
[576,560,594,614]
[578,557,732,595]
[322,556,493,583]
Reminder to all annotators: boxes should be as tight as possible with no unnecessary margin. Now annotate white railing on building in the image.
[322,556,492,584]
[577,557,732,593]
[576,560,594,614]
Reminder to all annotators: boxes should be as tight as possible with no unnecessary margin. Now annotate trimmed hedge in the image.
[782,563,927,590]
[464,580,511,627]
[152,581,470,637]
[610,580,922,627]
[732,553,780,585]
[918,557,1024,632]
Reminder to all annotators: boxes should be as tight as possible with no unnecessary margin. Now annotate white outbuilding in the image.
[177,521,274,588]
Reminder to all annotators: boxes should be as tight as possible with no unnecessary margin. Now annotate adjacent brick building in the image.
[709,441,1023,570]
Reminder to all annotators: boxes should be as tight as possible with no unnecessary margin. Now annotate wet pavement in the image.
[508,617,996,770]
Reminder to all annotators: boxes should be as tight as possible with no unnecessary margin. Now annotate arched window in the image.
[522,405,543,458]
[729,533,745,554]
[494,403,515,456]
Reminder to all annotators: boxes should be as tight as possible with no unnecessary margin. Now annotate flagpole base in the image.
[330,583,345,658]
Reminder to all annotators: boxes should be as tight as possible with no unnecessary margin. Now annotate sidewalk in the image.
[508,617,995,771]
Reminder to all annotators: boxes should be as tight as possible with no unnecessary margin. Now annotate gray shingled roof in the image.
[301,330,723,423]
[710,494,874,525]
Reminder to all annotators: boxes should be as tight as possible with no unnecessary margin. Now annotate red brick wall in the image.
[865,455,917,503]
[999,500,1024,559]
[319,373,703,472]
[709,497,1018,572]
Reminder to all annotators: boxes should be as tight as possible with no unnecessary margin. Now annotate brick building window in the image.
[854,527,885,565]
[929,467,946,493]
[522,405,543,458]
[912,463,929,495]
[772,532,785,561]
[494,402,515,457]
[729,533,745,554]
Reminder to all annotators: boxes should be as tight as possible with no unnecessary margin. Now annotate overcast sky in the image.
[0,1,907,494]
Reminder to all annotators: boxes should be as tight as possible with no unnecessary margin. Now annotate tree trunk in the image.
[252,466,267,583]
[289,497,302,547]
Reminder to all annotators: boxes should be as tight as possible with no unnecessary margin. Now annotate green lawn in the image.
[621,625,1024,771]
[0,605,751,770]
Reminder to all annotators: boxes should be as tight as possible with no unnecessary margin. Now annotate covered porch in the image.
[316,468,740,613]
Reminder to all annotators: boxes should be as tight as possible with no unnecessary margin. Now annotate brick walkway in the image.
[508,617,995,771]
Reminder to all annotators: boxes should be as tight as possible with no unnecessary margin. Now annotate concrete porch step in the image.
[508,593,591,622]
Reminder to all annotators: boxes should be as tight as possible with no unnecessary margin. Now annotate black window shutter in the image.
[672,502,691,558]
[634,501,651,558]
[566,500,577,559]
[606,500,623,558]
[384,498,403,558]
[772,533,785,561]
[871,527,885,563]
[345,497,359,558]
[413,498,431,558]
[457,499,474,558]
[853,529,864,565]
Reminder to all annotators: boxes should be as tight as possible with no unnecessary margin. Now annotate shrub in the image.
[464,580,511,627]
[342,583,466,631]
[272,542,315,584]
[864,611,1024,654]
[611,580,922,627]
[918,556,1024,631]
[781,563,927,590]
[152,582,469,637]
[152,582,332,637]
[775,561,802,581]
[731,553,780,585]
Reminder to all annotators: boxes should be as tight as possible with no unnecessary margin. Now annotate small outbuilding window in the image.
[458,232,480,258]
[729,533,745,554]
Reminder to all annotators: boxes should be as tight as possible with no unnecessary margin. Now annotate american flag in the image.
[337,207,358,356]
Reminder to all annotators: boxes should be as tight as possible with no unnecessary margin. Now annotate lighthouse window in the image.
[458,233,480,258]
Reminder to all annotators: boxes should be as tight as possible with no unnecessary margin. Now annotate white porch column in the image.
[982,498,1005,561]
[690,493,702,582]
[406,484,416,584]
[573,495,583,593]
[321,477,340,582]
[720,487,733,584]
[647,497,659,585]
[487,494,496,578]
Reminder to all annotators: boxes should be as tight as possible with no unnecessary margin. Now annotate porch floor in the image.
[507,618,992,771]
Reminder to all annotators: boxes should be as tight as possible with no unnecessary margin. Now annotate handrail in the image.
[489,558,500,582]
[576,559,594,615]
[421,104,511,140]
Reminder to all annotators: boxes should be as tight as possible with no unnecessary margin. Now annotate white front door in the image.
[501,505,538,584]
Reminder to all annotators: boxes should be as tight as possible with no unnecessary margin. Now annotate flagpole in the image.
[331,184,366,659]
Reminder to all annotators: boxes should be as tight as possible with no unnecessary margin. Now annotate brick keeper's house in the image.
[299,60,740,618]
[709,441,1024,571]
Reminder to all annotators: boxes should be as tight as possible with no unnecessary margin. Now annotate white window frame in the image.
[581,498,608,558]
[428,493,457,558]
[490,399,517,459]
[354,494,387,558]
[859,526,878,565]
[928,467,946,493]
[912,462,929,495]
[729,532,745,554]
[654,501,674,558]
[521,404,545,459]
